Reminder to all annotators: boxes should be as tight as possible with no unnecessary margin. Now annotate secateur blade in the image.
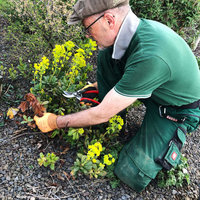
[63,90,82,100]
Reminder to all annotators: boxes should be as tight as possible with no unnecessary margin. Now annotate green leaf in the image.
[43,162,49,167]
[185,174,190,184]
[82,169,88,175]
[50,164,55,170]
[40,153,44,158]
[99,171,107,177]
[50,129,60,138]
[77,153,83,159]
[84,161,93,170]
[73,167,80,173]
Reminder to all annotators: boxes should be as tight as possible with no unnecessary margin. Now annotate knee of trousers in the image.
[114,147,161,193]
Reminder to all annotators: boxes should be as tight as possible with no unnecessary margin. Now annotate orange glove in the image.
[34,113,58,133]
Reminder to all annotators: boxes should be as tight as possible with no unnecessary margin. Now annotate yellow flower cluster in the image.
[78,128,84,135]
[76,48,85,55]
[99,162,105,169]
[52,41,75,66]
[53,44,66,63]
[103,154,115,166]
[109,115,124,130]
[87,142,102,160]
[72,50,86,68]
[86,142,106,169]
[83,39,97,57]
[64,40,75,51]
[67,48,86,78]
[34,56,49,77]
[86,142,115,168]
[84,39,97,51]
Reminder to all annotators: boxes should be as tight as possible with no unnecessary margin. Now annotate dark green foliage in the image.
[157,155,190,188]
[129,0,200,35]
[0,0,83,64]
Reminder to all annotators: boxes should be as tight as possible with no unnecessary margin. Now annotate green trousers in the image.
[114,99,200,192]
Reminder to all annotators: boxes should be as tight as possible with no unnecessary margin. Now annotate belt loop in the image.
[159,106,166,117]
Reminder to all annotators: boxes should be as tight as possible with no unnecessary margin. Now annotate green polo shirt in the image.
[97,18,200,106]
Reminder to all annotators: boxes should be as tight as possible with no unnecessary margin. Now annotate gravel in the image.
[0,103,199,200]
[0,15,200,200]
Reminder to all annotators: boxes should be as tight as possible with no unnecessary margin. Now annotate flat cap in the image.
[68,0,129,25]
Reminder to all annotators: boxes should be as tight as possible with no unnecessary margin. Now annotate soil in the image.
[0,15,200,200]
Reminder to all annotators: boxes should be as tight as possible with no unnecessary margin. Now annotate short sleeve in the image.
[114,56,171,98]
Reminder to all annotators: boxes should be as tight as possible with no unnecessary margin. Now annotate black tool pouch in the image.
[155,126,186,170]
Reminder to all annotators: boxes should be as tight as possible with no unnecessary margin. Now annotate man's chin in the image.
[98,46,106,50]
[98,44,111,50]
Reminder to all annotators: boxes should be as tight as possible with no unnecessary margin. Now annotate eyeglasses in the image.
[84,14,104,35]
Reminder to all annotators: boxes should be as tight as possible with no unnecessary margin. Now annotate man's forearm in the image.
[56,88,137,129]
[56,106,108,128]
[34,88,137,133]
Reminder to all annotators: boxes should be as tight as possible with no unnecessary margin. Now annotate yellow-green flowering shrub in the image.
[68,128,84,140]
[38,152,59,170]
[71,142,116,178]
[30,39,97,115]
[31,39,124,186]
[70,115,124,183]
[104,115,124,137]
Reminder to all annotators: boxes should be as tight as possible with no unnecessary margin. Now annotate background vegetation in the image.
[130,0,200,47]
[0,0,83,64]
[0,0,199,66]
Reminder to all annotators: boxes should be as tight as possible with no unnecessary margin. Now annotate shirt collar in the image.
[112,10,140,60]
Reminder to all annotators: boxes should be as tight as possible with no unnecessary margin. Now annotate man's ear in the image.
[104,13,115,29]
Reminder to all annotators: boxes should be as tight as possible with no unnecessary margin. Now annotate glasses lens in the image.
[84,14,104,35]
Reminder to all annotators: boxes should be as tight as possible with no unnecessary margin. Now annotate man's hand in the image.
[34,113,58,133]
[80,84,100,106]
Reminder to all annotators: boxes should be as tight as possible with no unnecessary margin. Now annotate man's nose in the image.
[85,34,90,38]
[85,32,92,38]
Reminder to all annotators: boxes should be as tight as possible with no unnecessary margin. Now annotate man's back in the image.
[115,19,200,106]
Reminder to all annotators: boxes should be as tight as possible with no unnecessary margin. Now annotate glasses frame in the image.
[84,14,104,35]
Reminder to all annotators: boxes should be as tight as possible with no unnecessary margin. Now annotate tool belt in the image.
[159,99,200,123]
[155,99,200,170]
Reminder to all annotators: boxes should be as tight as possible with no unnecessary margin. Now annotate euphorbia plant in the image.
[30,40,125,185]
[30,39,97,114]
[71,142,115,178]
[38,152,59,170]
[70,115,124,179]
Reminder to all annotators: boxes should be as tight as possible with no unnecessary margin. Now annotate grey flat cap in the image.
[68,0,129,25]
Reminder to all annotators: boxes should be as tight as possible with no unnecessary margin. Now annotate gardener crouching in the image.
[34,0,200,192]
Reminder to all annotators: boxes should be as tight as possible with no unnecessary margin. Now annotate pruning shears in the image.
[63,89,84,100]
[63,89,100,105]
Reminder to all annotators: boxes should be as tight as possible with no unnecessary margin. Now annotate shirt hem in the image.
[114,87,151,98]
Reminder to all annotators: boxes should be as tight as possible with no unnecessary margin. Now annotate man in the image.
[34,0,200,192]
